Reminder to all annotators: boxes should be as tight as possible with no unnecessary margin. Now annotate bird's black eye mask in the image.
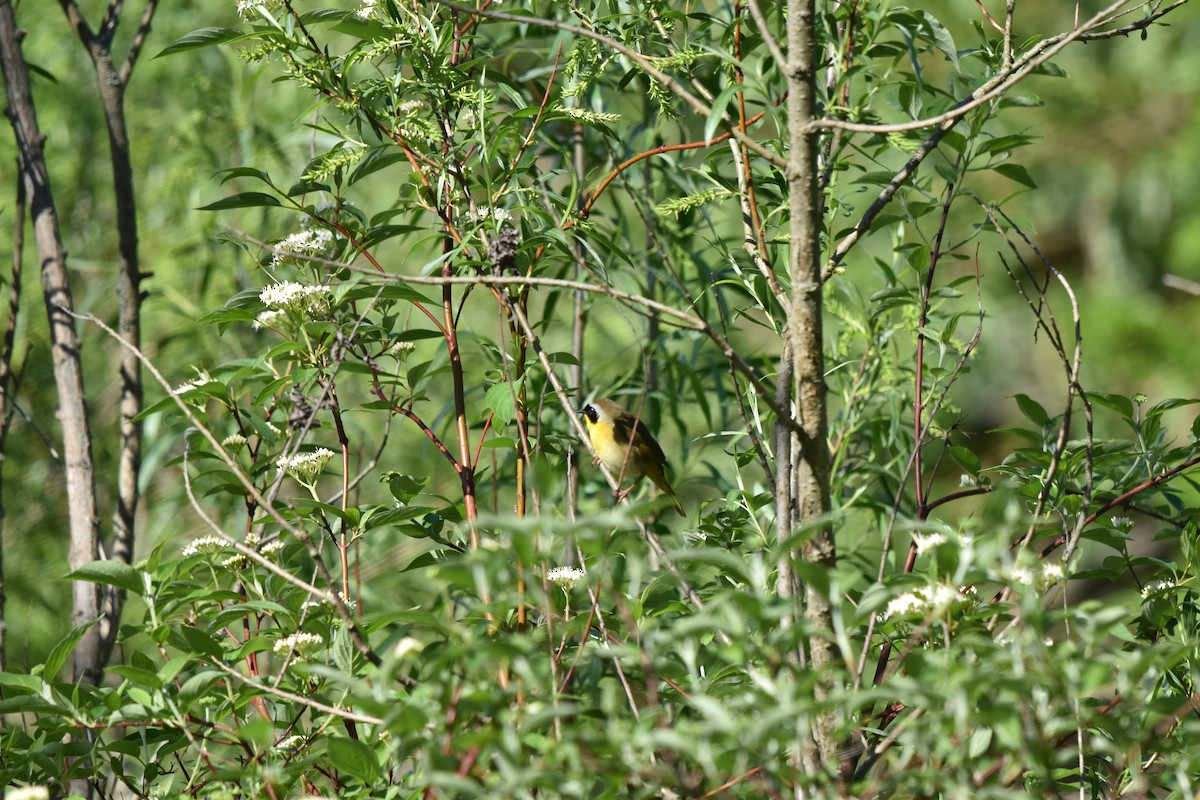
[580,404,598,423]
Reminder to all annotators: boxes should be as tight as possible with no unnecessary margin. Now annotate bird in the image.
[579,398,684,516]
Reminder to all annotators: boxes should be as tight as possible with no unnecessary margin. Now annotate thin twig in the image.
[121,0,158,81]
[206,657,385,726]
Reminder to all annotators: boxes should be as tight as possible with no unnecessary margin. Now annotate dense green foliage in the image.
[2,1,1200,798]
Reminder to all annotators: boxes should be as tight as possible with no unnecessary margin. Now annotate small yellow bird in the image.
[579,398,684,516]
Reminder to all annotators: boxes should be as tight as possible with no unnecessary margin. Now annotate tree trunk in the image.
[0,0,102,685]
[59,0,149,663]
[782,0,839,771]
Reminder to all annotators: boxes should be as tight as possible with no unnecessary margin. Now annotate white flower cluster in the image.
[471,206,512,225]
[301,592,357,614]
[259,280,333,316]
[277,448,336,483]
[273,632,325,660]
[277,735,307,751]
[222,552,248,571]
[260,539,286,558]
[911,532,947,554]
[222,433,248,449]
[390,340,416,358]
[7,787,49,800]
[882,584,974,620]
[237,0,285,21]
[222,531,264,570]
[393,637,424,658]
[546,566,584,589]
[254,309,288,331]
[1141,578,1175,598]
[182,535,229,557]
[1110,516,1135,531]
[173,370,214,397]
[357,0,379,18]
[1011,561,1067,592]
[277,230,334,260]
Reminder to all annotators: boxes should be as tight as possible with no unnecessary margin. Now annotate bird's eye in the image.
[582,404,597,422]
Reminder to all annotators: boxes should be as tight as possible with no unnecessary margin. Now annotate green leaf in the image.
[178,670,223,706]
[215,288,266,312]
[401,551,444,572]
[214,600,292,624]
[993,163,1037,188]
[198,192,282,211]
[290,499,355,525]
[486,381,519,425]
[331,16,390,41]
[341,283,431,306]
[921,12,959,70]
[326,737,380,783]
[159,655,191,684]
[968,727,993,758]
[350,149,411,185]
[301,8,354,23]
[107,665,163,690]
[252,375,294,408]
[218,166,277,187]
[228,635,275,661]
[361,225,425,249]
[381,283,435,304]
[1034,61,1069,78]
[394,328,442,343]
[1087,391,1135,420]
[0,671,43,692]
[1013,393,1050,426]
[703,84,741,145]
[44,619,99,681]
[949,446,981,475]
[330,626,357,674]
[67,560,145,596]
[1146,397,1200,419]
[178,626,225,660]
[382,472,428,504]
[27,61,59,84]
[978,133,1035,157]
[0,694,62,715]
[157,27,249,58]
[396,512,445,539]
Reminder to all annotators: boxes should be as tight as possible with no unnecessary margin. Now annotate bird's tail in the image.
[647,464,685,516]
[656,479,685,516]
[666,489,684,516]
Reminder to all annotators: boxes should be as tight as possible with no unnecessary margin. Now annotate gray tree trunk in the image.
[0,1,102,687]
